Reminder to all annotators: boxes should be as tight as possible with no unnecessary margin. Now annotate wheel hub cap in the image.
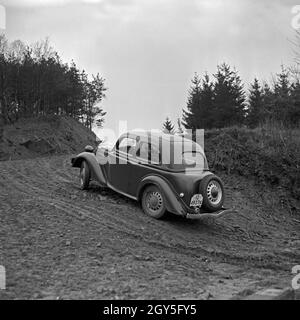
[211,187,218,198]
[147,192,163,211]
[207,180,222,205]
[149,197,159,208]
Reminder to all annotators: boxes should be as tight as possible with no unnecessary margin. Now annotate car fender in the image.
[71,152,107,186]
[137,175,186,217]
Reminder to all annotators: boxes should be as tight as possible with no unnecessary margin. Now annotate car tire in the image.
[199,175,225,212]
[80,160,90,190]
[141,185,166,219]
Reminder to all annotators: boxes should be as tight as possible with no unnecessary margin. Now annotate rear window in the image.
[168,151,208,171]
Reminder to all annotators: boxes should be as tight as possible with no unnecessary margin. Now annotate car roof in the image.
[118,130,204,153]
[119,130,187,142]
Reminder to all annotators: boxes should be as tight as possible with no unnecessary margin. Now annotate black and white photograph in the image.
[0,0,299,305]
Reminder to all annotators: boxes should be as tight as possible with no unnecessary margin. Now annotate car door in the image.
[127,141,161,197]
[107,137,136,194]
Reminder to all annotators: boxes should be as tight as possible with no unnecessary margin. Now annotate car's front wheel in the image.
[142,185,166,219]
[80,160,90,190]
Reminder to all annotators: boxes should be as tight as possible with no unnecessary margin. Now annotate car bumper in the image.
[185,207,237,219]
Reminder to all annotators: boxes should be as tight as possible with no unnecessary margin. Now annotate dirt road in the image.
[0,155,299,299]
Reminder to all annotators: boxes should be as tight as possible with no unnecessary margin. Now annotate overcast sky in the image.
[1,0,298,135]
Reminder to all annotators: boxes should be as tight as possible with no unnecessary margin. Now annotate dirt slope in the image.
[0,116,97,161]
[0,155,299,299]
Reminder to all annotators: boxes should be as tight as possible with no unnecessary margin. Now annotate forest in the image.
[0,35,106,129]
[164,63,300,133]
[0,34,299,135]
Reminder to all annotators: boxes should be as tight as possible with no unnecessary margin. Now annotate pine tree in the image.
[213,63,246,128]
[273,66,291,125]
[162,117,174,134]
[289,81,300,127]
[247,78,263,128]
[182,73,214,129]
[261,82,274,121]
[182,73,201,130]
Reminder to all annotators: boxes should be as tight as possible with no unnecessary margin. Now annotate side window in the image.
[118,137,136,155]
[137,142,160,164]
[150,144,160,164]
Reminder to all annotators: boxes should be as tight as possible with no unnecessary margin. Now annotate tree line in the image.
[0,35,106,129]
[163,63,300,133]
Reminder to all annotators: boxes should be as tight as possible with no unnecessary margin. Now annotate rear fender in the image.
[137,175,186,216]
[71,152,107,186]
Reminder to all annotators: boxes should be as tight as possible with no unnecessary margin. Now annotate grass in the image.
[204,123,300,201]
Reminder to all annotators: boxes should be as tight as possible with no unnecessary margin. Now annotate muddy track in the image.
[0,155,299,299]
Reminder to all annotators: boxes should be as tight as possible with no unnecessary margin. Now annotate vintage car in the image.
[71,131,235,219]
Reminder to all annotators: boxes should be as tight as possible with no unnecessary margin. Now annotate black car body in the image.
[71,131,234,219]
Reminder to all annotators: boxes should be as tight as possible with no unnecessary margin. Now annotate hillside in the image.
[204,126,300,204]
[0,120,299,299]
[0,116,98,161]
[1,155,299,299]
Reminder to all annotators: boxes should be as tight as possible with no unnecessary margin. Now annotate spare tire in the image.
[199,174,225,212]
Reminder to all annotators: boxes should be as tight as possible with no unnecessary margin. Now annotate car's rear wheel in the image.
[80,160,90,190]
[142,185,166,219]
[199,175,224,212]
